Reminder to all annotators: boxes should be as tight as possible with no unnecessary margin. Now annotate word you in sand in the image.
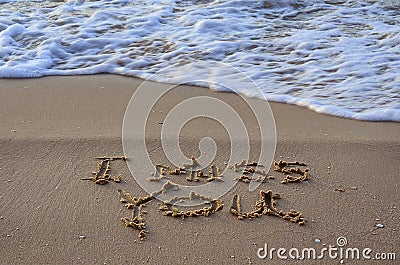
[82,156,310,241]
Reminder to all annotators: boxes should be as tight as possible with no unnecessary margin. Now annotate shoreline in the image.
[0,74,398,141]
[0,75,399,264]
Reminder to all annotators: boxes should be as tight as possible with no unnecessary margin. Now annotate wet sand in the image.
[0,75,398,264]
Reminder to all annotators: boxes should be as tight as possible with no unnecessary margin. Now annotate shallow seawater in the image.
[0,0,399,121]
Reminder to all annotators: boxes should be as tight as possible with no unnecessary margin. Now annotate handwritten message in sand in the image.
[82,156,310,241]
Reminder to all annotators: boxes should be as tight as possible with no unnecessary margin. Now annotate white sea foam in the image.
[0,0,399,121]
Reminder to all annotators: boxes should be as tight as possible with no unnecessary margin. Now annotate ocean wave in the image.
[0,0,399,121]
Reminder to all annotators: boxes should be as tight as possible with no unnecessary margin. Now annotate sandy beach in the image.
[0,75,398,264]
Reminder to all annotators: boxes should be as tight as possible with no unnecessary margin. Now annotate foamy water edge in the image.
[0,0,399,121]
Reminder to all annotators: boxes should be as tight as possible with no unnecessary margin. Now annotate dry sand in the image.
[0,75,399,264]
